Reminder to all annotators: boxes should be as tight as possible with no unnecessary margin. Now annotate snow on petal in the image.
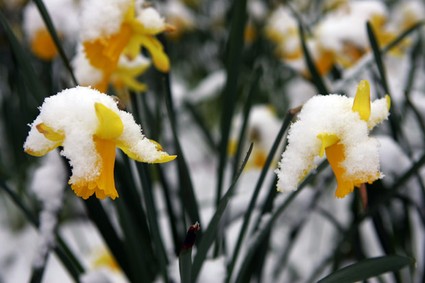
[275,81,390,197]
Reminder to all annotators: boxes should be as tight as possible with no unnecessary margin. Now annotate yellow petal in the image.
[71,181,97,200]
[154,154,177,163]
[140,36,170,72]
[147,138,177,163]
[93,137,119,199]
[70,137,119,200]
[93,250,120,271]
[317,133,340,157]
[314,49,335,76]
[247,149,267,169]
[385,95,391,111]
[36,123,65,142]
[83,23,133,74]
[352,80,371,121]
[27,123,65,156]
[325,142,355,198]
[25,146,56,157]
[117,138,176,163]
[94,103,124,140]
[112,61,150,91]
[113,75,147,92]
[31,29,58,60]
[227,139,238,156]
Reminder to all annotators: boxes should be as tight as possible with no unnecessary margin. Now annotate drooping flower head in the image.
[76,0,172,92]
[275,80,390,198]
[24,86,176,200]
[314,0,407,66]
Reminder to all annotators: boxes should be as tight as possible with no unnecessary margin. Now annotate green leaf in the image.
[163,72,201,230]
[115,198,154,282]
[0,10,46,103]
[226,110,293,283]
[179,222,201,283]
[191,143,253,282]
[231,65,262,179]
[366,22,390,95]
[184,101,217,152]
[179,249,193,283]
[137,163,169,282]
[318,255,414,283]
[234,160,328,283]
[215,0,248,212]
[366,21,408,147]
[382,21,425,54]
[83,198,132,279]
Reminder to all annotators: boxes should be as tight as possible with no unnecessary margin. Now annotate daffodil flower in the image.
[275,80,391,198]
[24,86,176,200]
[81,0,172,80]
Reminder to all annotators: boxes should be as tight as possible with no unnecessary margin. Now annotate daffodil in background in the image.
[228,105,282,170]
[24,86,176,200]
[264,6,335,77]
[275,80,391,198]
[72,44,151,94]
[75,0,173,92]
[23,0,79,60]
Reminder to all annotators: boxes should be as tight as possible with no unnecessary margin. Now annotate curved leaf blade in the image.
[318,255,414,283]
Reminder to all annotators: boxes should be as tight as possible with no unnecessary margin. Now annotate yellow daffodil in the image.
[264,6,336,76]
[275,80,390,198]
[24,86,176,200]
[81,0,172,80]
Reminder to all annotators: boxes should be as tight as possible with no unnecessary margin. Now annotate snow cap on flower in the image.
[275,80,390,198]
[79,0,132,42]
[23,0,79,60]
[24,86,176,200]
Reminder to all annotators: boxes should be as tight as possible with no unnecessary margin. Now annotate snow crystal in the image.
[80,0,132,41]
[137,7,166,34]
